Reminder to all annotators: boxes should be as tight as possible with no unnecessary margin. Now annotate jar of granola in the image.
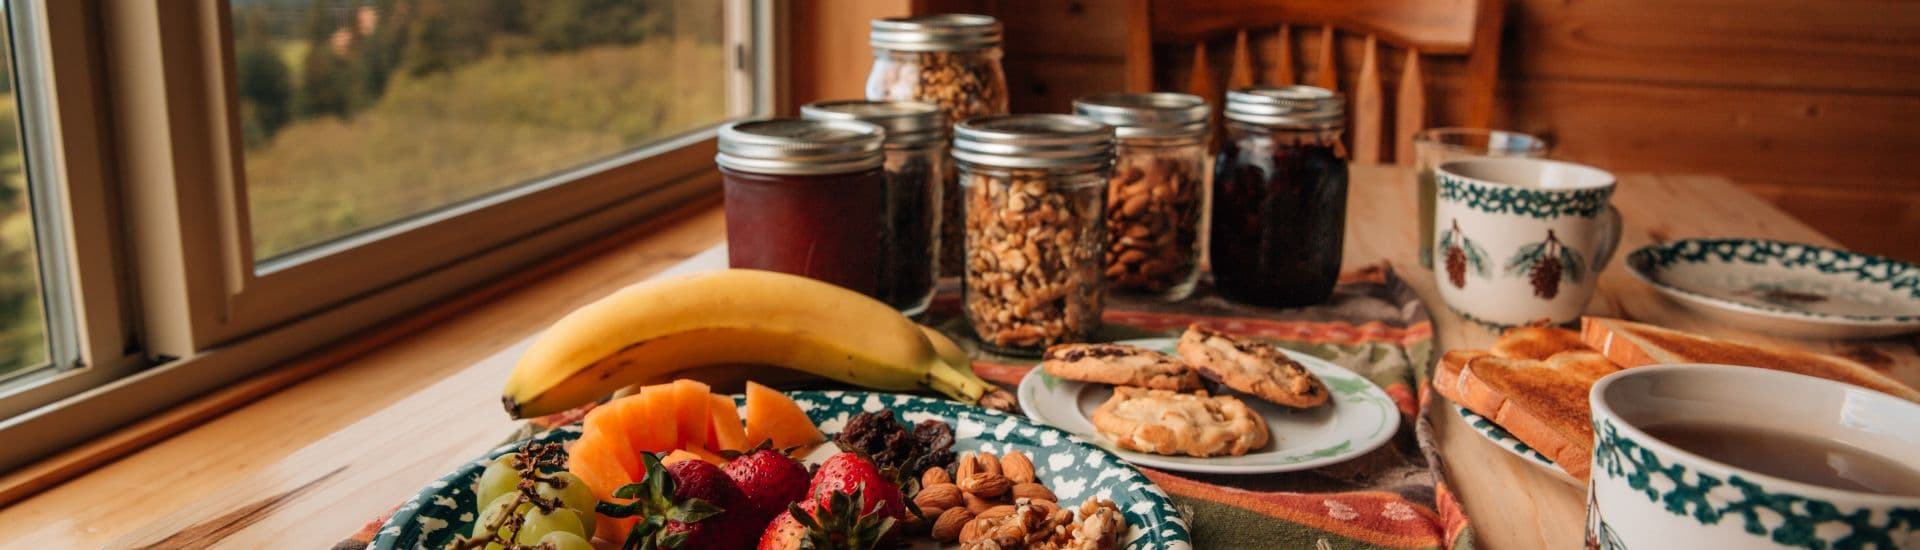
[801,100,948,316]
[1072,92,1210,301]
[953,115,1113,355]
[867,14,1009,279]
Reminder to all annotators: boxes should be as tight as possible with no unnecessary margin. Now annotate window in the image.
[0,4,50,379]
[229,1,733,261]
[0,0,772,471]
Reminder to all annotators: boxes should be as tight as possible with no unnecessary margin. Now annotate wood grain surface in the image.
[2,165,1915,549]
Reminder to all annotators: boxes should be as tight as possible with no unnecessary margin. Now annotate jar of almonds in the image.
[1073,93,1210,301]
[867,14,1009,279]
[953,114,1113,355]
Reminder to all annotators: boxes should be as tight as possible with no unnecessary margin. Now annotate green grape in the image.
[475,454,523,509]
[512,504,586,545]
[536,530,593,550]
[471,493,520,540]
[472,492,586,549]
[535,471,598,529]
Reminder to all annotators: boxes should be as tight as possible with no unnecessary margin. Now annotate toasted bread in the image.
[1448,351,1619,481]
[1581,317,1920,402]
[1432,326,1613,481]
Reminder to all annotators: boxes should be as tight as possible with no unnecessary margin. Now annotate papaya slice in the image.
[743,381,824,452]
[613,384,678,453]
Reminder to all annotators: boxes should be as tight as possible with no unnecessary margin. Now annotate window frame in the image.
[0,0,777,472]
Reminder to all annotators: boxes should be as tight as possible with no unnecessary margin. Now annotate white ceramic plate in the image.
[1626,238,1920,338]
[1450,403,1579,486]
[1017,337,1400,474]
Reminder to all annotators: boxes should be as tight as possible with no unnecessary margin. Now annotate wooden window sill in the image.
[0,199,724,547]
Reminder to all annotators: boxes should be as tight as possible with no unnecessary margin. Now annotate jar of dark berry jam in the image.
[1211,86,1348,308]
[801,100,947,316]
[718,119,888,298]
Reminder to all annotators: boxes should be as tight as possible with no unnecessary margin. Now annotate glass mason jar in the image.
[717,119,889,299]
[801,100,949,317]
[1211,86,1349,308]
[1073,92,1210,301]
[867,14,1009,280]
[953,115,1114,355]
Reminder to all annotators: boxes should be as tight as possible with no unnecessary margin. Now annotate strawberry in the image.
[756,487,894,550]
[722,444,811,526]
[663,460,754,549]
[599,453,749,550]
[808,453,906,524]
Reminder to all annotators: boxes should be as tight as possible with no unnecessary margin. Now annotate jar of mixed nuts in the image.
[953,115,1114,355]
[1072,93,1210,301]
[867,14,1010,279]
[717,119,889,299]
[1211,86,1349,308]
[801,100,948,316]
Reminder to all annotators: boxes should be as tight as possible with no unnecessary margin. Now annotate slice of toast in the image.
[1581,317,1920,403]
[1432,326,1614,481]
[1449,350,1619,481]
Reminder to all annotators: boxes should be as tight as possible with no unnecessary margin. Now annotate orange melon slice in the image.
[661,449,706,466]
[669,379,712,450]
[613,384,678,453]
[744,381,824,452]
[566,431,641,539]
[707,393,749,452]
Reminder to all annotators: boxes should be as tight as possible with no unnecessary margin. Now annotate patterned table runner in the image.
[336,263,1472,550]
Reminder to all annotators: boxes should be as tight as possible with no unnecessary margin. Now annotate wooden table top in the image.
[2,164,1913,548]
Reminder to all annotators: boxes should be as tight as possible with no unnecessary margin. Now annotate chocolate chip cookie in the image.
[1089,387,1269,457]
[1176,325,1330,408]
[1040,343,1204,391]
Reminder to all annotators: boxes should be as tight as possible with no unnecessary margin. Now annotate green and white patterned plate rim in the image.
[1018,337,1399,475]
[1626,238,1920,336]
[1450,404,1578,485]
[371,390,1191,550]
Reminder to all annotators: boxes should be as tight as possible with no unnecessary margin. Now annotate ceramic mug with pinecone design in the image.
[1432,158,1619,326]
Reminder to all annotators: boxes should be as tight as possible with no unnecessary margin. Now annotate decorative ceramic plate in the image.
[1451,404,1578,486]
[1626,238,1920,338]
[372,391,1191,550]
[1017,337,1400,475]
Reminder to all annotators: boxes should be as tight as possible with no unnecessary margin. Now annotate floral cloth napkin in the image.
[336,263,1472,550]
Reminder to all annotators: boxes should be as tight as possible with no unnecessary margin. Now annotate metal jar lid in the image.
[716,119,885,176]
[1224,85,1345,129]
[953,114,1113,171]
[870,14,1002,52]
[1072,92,1210,139]
[800,100,947,148]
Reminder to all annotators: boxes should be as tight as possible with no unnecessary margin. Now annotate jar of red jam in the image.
[1211,86,1348,308]
[954,114,1114,354]
[718,119,888,298]
[801,100,947,316]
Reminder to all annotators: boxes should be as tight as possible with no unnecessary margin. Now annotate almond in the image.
[1000,451,1036,483]
[976,452,1003,477]
[914,483,964,509]
[959,516,984,543]
[955,452,979,480]
[1012,482,1056,502]
[931,507,973,541]
[922,466,952,487]
[959,472,1012,497]
[963,491,998,513]
[976,504,1016,521]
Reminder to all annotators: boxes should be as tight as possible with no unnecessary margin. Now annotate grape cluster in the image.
[460,443,597,550]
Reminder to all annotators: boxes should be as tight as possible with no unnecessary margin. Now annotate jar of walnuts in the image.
[953,115,1114,355]
[867,14,1009,279]
[1072,92,1210,301]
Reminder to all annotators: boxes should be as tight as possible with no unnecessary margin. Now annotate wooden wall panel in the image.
[788,0,913,113]
[959,0,1920,260]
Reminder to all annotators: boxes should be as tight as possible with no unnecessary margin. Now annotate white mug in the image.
[1432,158,1620,326]
[1587,364,1920,549]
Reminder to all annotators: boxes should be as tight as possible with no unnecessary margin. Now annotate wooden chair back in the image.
[1124,0,1506,163]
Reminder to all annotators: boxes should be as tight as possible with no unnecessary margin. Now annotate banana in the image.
[502,269,1000,419]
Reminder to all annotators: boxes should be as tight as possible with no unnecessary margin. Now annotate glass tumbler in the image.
[1414,128,1547,268]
